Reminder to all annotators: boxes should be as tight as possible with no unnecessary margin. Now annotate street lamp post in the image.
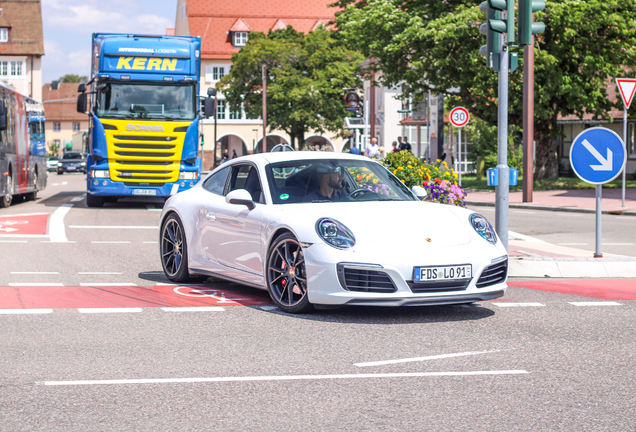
[207,88,218,168]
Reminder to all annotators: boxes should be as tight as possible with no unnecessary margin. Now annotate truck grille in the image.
[476,258,508,288]
[103,121,189,184]
[337,264,397,293]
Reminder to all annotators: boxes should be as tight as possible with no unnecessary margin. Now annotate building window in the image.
[0,61,23,77]
[229,108,242,120]
[53,122,61,132]
[216,100,226,120]
[233,32,248,47]
[73,122,80,132]
[205,65,226,83]
[10,61,22,76]
[0,28,8,43]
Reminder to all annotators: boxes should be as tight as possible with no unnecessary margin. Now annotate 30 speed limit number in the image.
[449,107,470,128]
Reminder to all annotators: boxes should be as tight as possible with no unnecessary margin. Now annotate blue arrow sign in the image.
[569,127,626,185]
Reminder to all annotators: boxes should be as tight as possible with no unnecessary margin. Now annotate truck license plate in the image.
[414,265,472,282]
[133,189,157,196]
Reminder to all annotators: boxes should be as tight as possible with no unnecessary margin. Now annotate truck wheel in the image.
[25,170,38,201]
[86,194,105,208]
[1,171,12,208]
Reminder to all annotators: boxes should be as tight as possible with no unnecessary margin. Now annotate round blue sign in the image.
[569,127,626,185]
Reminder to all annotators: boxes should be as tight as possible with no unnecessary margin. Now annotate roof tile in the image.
[0,0,44,56]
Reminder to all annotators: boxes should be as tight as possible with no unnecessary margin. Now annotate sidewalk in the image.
[465,188,636,279]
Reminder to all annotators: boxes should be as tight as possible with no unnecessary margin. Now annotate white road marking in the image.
[146,205,162,211]
[0,240,27,243]
[0,234,48,238]
[508,231,546,243]
[8,283,64,287]
[79,283,137,287]
[558,243,589,246]
[0,212,49,218]
[78,272,122,275]
[62,181,68,185]
[39,370,529,386]
[69,225,158,229]
[161,307,225,312]
[354,350,503,367]
[91,241,131,244]
[78,308,143,314]
[0,309,53,315]
[569,302,622,307]
[70,196,84,202]
[11,272,60,275]
[40,241,76,243]
[492,302,545,307]
[49,204,73,243]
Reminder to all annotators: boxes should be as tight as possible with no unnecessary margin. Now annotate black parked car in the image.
[57,152,87,174]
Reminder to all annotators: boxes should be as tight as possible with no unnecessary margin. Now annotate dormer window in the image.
[0,28,8,43]
[233,32,248,47]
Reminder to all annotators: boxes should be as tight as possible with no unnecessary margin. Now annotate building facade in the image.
[42,82,89,154]
[174,0,348,170]
[0,0,44,102]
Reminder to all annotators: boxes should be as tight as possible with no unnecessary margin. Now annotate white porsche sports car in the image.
[159,152,508,313]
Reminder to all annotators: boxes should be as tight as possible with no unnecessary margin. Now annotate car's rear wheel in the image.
[161,213,196,283]
[25,170,38,201]
[1,170,12,208]
[266,233,312,313]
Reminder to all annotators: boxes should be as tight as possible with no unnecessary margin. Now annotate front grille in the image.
[337,264,397,293]
[114,151,175,158]
[408,279,471,293]
[116,160,171,166]
[125,182,165,187]
[114,143,176,150]
[476,258,508,288]
[113,135,178,141]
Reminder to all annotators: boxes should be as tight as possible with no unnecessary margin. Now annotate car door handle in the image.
[206,212,216,221]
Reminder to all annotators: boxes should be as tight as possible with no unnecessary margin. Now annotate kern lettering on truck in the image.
[126,124,165,132]
[116,57,178,71]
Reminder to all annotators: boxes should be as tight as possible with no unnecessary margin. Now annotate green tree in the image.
[218,26,364,148]
[47,140,60,157]
[57,74,88,83]
[335,0,636,179]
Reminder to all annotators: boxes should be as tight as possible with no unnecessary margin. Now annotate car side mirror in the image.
[0,99,6,130]
[77,93,87,114]
[204,98,215,119]
[411,185,427,200]
[225,189,255,210]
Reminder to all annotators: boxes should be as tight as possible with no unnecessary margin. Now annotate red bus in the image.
[0,82,47,208]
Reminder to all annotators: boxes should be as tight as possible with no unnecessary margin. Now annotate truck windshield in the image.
[95,82,196,120]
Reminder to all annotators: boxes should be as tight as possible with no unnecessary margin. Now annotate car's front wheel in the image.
[160,213,196,283]
[266,233,312,313]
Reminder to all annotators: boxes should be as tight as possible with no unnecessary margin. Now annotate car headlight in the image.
[81,162,86,166]
[57,162,62,166]
[469,213,497,245]
[316,217,355,249]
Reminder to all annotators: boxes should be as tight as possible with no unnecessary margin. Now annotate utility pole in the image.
[262,64,267,153]
[522,39,534,203]
[495,38,510,252]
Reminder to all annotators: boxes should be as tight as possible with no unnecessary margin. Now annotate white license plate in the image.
[67,166,76,170]
[133,189,157,196]
[414,265,472,282]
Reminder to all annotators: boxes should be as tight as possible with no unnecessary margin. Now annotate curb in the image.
[466,200,636,216]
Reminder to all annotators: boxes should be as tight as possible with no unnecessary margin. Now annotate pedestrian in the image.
[398,136,412,153]
[391,141,399,153]
[232,149,237,159]
[349,142,361,155]
[365,137,380,158]
[221,148,229,164]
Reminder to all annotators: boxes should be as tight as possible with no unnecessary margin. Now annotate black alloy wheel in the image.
[266,233,312,313]
[161,214,192,282]
[26,170,38,201]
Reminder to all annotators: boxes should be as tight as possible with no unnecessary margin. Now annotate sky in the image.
[41,0,178,84]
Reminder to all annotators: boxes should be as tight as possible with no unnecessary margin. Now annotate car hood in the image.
[274,201,474,248]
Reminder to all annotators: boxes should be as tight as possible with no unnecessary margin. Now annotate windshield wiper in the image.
[311,200,332,203]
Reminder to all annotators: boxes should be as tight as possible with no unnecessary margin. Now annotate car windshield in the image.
[265,158,417,204]
[95,82,196,120]
[62,152,83,159]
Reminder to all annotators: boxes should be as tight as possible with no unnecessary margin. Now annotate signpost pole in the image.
[458,127,462,185]
[595,185,602,258]
[622,109,627,208]
[496,41,510,252]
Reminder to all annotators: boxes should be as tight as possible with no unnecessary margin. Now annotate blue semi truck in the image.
[77,33,205,207]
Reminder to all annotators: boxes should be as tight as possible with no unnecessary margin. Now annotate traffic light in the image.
[479,1,500,71]
[487,0,515,44]
[518,0,545,46]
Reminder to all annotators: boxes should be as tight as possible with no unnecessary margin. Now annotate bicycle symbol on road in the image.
[173,286,251,302]
[0,220,29,232]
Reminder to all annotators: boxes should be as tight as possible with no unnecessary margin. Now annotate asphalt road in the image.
[1,173,635,431]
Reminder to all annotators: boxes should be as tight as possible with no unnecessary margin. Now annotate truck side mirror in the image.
[204,98,215,119]
[77,93,87,114]
[0,99,7,130]
[78,83,86,93]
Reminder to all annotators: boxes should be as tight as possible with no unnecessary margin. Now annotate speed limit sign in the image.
[449,107,470,128]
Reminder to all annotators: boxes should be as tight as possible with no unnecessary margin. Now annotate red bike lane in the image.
[508,279,636,300]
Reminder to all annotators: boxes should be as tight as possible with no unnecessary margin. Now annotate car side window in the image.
[202,166,230,195]
[229,164,265,204]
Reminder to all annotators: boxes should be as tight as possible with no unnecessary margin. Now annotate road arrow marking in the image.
[582,139,613,171]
